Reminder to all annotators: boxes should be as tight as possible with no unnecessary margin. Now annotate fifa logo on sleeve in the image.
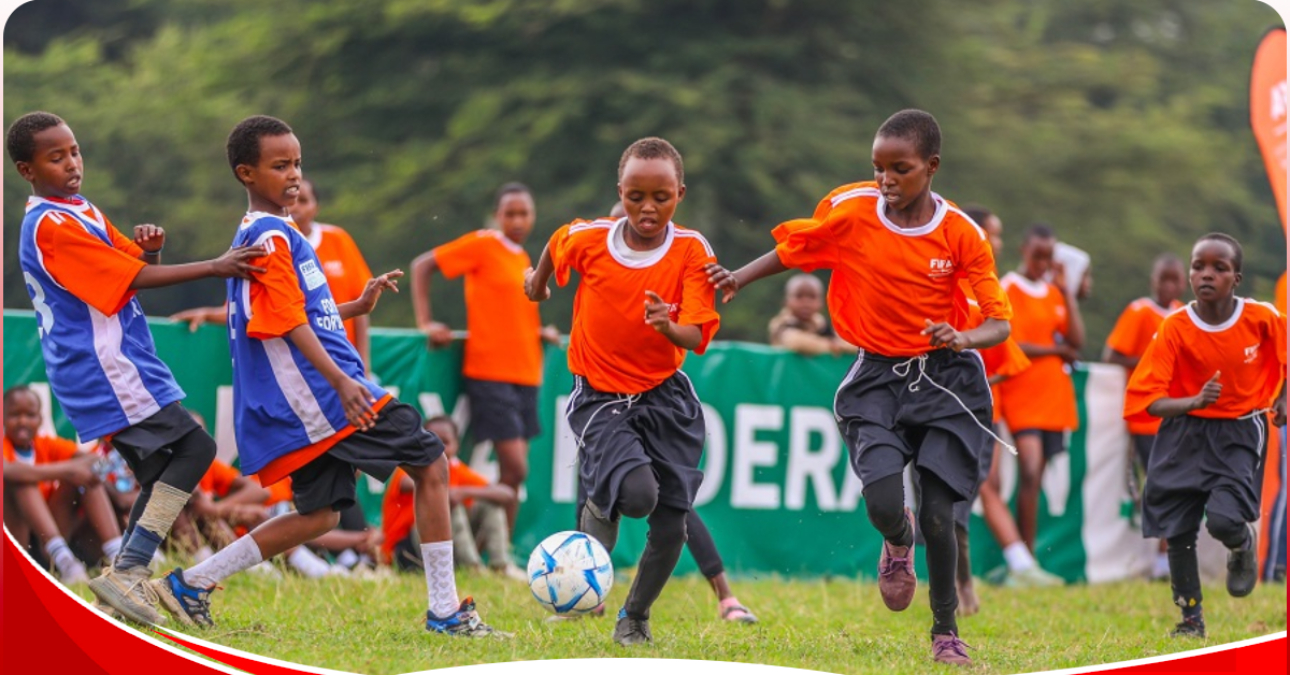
[1244,344,1260,363]
[927,258,955,279]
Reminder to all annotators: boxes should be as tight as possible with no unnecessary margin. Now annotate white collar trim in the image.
[875,192,948,237]
[1184,297,1245,333]
[607,217,675,268]
[1003,271,1050,298]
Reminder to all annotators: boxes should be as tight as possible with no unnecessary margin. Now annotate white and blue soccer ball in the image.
[527,530,613,616]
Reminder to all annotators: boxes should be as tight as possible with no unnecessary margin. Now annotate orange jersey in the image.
[198,459,240,498]
[249,475,294,506]
[433,230,543,386]
[773,183,1011,357]
[33,204,145,317]
[1125,299,1286,423]
[3,435,81,500]
[550,218,720,394]
[308,224,373,348]
[1276,272,1286,316]
[1106,297,1184,434]
[958,279,1031,423]
[996,272,1079,432]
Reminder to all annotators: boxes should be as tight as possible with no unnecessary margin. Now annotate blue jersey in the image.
[17,196,185,440]
[226,212,384,475]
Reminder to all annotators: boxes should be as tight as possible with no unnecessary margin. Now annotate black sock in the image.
[1167,532,1204,620]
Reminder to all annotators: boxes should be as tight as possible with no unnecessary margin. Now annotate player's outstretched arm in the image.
[338,270,404,320]
[410,251,454,347]
[1147,371,1222,419]
[286,323,377,431]
[129,245,267,290]
[169,306,228,331]
[524,245,555,302]
[705,250,788,304]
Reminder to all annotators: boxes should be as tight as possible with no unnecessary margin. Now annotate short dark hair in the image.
[3,384,37,407]
[495,182,532,210]
[301,177,321,204]
[618,137,684,186]
[1022,223,1056,244]
[1152,252,1183,272]
[423,414,458,438]
[226,115,293,183]
[962,204,993,228]
[876,109,941,160]
[1195,232,1243,272]
[6,111,66,164]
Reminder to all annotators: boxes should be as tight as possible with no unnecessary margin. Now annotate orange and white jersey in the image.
[1106,297,1184,435]
[307,223,372,348]
[996,272,1079,431]
[1125,298,1286,423]
[957,279,1030,423]
[772,182,1011,357]
[549,217,720,394]
[3,435,80,501]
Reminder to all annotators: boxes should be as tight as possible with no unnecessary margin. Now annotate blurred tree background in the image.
[4,0,1285,349]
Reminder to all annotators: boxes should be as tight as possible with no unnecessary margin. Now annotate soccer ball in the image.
[527,530,613,615]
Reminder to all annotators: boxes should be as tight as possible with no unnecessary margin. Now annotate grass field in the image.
[130,567,1287,675]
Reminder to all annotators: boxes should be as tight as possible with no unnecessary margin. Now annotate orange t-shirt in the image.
[1276,272,1286,316]
[34,203,145,317]
[249,475,294,506]
[996,272,1079,432]
[550,218,720,394]
[381,459,491,561]
[3,435,81,500]
[773,183,1011,358]
[1125,298,1286,424]
[1105,297,1185,435]
[957,279,1031,423]
[433,230,543,386]
[308,224,373,349]
[198,459,241,498]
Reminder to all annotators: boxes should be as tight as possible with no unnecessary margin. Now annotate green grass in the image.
[122,567,1288,675]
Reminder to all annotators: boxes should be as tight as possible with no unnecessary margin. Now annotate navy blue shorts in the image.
[290,399,443,515]
[1012,428,1066,460]
[952,424,1000,530]
[1142,414,1266,540]
[835,348,992,502]
[464,377,540,442]
[1131,433,1155,473]
[566,372,705,517]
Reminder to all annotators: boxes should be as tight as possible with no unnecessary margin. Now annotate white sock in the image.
[194,545,215,563]
[336,549,360,569]
[288,547,333,578]
[422,541,460,618]
[1153,552,1171,577]
[183,535,263,588]
[101,535,124,563]
[1003,542,1037,572]
[45,537,81,575]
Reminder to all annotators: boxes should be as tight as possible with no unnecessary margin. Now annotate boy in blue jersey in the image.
[7,111,266,625]
[152,116,503,638]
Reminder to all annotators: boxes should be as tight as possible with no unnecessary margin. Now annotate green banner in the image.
[4,309,1100,581]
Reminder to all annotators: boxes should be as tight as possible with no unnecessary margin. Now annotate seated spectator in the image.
[172,457,272,561]
[383,415,524,580]
[2,385,123,583]
[768,273,855,356]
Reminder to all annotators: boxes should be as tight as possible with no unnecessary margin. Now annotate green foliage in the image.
[4,0,1284,347]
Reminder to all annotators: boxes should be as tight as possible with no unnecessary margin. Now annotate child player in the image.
[1104,252,1186,581]
[8,111,265,625]
[1124,233,1286,638]
[151,116,503,638]
[524,137,720,646]
[708,110,1011,665]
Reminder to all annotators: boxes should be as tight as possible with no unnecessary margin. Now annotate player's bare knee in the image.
[408,456,449,489]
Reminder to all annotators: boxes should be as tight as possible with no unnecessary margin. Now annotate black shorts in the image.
[110,402,204,486]
[835,348,991,502]
[464,377,540,442]
[567,372,705,516]
[1142,414,1266,540]
[290,400,443,515]
[953,424,1000,530]
[1013,429,1067,460]
[1131,433,1156,473]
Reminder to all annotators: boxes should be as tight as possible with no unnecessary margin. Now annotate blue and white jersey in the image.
[17,196,184,440]
[226,212,384,475]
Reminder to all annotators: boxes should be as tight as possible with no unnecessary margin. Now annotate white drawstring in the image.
[892,353,1018,456]
[575,390,642,449]
[1238,408,1274,420]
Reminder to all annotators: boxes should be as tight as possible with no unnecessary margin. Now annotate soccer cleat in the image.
[1170,616,1206,638]
[1226,523,1258,598]
[931,632,973,665]
[613,607,653,646]
[88,565,165,625]
[426,597,510,638]
[153,568,216,628]
[1003,564,1065,589]
[719,599,759,624]
[60,562,91,586]
[877,508,917,611]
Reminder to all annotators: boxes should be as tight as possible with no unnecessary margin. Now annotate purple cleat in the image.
[932,632,973,665]
[878,507,917,611]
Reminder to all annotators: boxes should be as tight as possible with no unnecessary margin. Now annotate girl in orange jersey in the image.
[709,110,1012,666]
[525,137,720,647]
[1125,233,1285,639]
